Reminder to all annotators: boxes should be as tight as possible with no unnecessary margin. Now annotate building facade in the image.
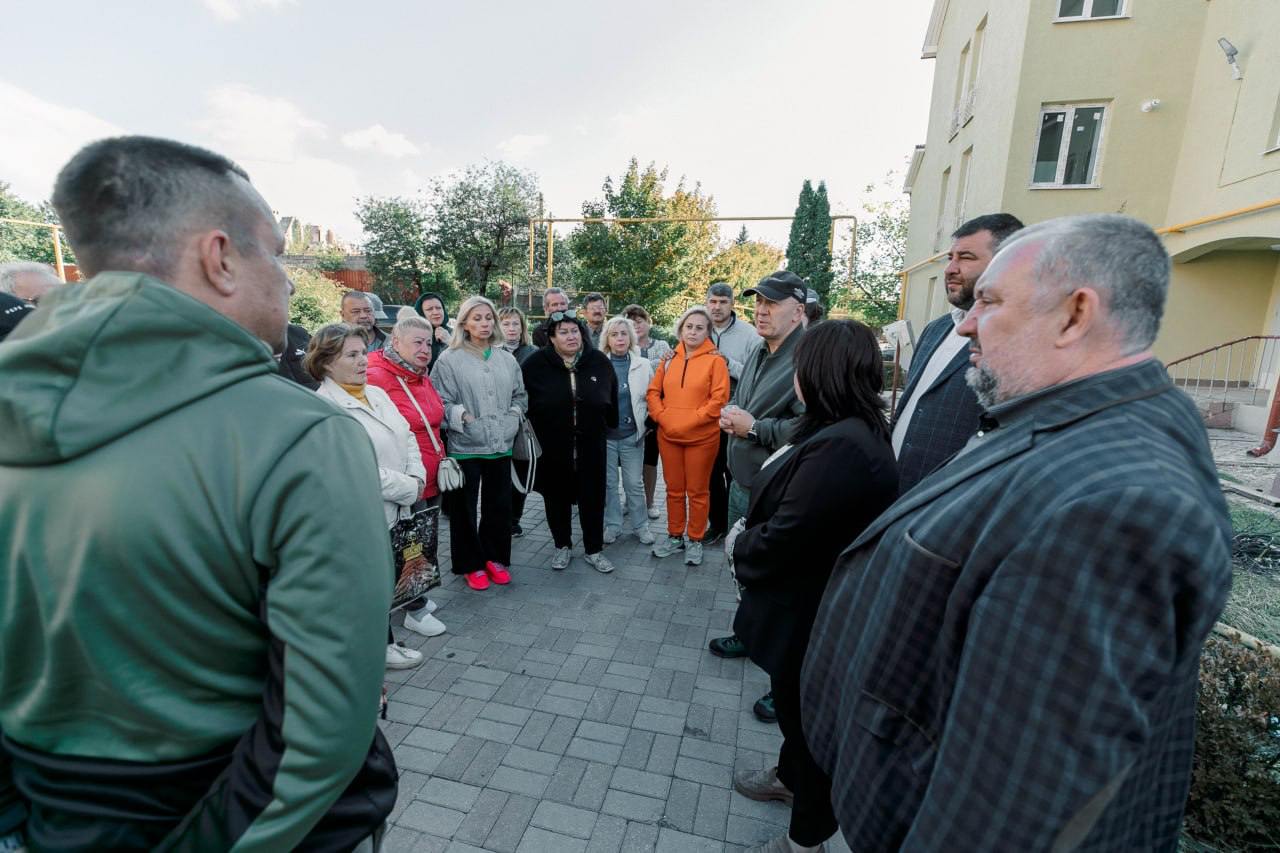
[901,0,1280,365]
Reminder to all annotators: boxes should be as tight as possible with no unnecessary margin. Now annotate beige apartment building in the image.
[900,0,1280,367]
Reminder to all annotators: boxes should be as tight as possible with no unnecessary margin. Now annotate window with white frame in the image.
[1057,0,1125,19]
[1032,104,1107,187]
[935,167,952,249]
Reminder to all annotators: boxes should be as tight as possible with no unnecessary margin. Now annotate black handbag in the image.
[389,503,441,611]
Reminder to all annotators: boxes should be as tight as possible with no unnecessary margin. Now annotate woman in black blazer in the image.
[521,313,619,574]
[729,320,899,852]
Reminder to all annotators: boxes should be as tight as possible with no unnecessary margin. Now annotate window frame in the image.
[1054,0,1129,22]
[1029,102,1109,189]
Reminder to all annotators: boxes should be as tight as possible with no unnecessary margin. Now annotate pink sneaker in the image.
[484,561,511,585]
[465,570,490,591]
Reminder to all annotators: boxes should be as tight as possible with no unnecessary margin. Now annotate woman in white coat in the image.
[306,322,430,671]
[600,316,656,545]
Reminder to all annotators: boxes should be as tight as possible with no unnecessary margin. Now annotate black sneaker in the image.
[708,634,747,658]
[703,527,725,545]
[753,691,777,724]
[511,523,524,538]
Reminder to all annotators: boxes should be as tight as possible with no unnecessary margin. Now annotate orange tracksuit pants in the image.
[657,433,721,541]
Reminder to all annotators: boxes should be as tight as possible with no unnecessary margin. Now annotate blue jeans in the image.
[605,436,647,533]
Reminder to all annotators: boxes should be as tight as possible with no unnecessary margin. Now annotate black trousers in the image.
[511,458,529,529]
[772,667,837,846]
[447,457,512,574]
[708,430,731,532]
[544,468,606,555]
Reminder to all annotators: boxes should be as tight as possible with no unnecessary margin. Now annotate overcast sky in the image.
[1,0,934,249]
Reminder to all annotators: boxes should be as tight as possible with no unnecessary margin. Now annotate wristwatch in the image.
[746,425,759,443]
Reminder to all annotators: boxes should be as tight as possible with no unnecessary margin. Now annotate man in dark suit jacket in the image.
[891,213,1023,492]
[801,215,1232,852]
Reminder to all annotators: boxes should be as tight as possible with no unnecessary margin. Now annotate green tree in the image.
[831,186,908,331]
[784,179,834,301]
[568,159,718,323]
[703,239,784,298]
[355,195,432,297]
[0,182,74,267]
[287,266,344,331]
[315,245,346,273]
[429,162,541,299]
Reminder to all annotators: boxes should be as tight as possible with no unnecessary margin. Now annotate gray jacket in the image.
[431,345,528,456]
[727,326,805,489]
[711,312,762,383]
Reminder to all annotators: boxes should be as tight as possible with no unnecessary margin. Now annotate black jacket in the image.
[277,324,319,390]
[890,313,981,492]
[521,347,617,503]
[733,416,897,677]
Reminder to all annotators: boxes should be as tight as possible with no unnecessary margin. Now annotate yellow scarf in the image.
[339,381,370,407]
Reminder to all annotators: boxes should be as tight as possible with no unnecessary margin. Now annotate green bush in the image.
[1183,635,1280,851]
[288,266,344,332]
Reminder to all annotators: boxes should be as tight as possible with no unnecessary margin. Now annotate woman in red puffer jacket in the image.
[366,307,448,638]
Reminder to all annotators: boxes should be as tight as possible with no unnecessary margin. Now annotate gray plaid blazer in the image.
[891,313,983,493]
[801,360,1231,851]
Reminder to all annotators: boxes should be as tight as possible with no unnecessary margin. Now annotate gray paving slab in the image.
[385,487,803,850]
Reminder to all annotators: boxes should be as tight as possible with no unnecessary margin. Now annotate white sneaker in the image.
[404,610,447,638]
[636,527,656,545]
[551,547,572,570]
[685,540,703,566]
[585,552,616,574]
[603,526,619,544]
[386,643,423,670]
[647,505,660,520]
[651,535,684,558]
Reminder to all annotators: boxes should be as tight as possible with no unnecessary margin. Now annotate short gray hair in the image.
[543,287,567,309]
[0,262,59,295]
[1002,214,1169,353]
[707,282,734,300]
[598,315,639,354]
[393,305,431,337]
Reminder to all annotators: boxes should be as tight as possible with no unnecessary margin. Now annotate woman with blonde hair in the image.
[599,315,655,545]
[307,323,427,669]
[431,296,528,591]
[366,307,448,638]
[645,306,729,566]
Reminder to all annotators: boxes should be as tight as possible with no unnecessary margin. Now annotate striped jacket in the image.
[801,359,1231,852]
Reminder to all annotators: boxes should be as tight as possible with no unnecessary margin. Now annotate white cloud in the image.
[202,0,297,23]
[341,124,423,158]
[0,81,124,203]
[496,133,550,163]
[191,85,362,240]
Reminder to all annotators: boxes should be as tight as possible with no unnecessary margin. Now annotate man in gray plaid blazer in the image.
[801,214,1231,851]
[891,214,1023,493]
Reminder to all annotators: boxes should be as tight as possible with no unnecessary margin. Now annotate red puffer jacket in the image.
[366,349,446,498]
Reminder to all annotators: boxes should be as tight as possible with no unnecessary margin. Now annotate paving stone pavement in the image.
[380,486,854,852]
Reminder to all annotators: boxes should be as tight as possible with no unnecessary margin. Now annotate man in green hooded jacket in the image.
[0,137,397,851]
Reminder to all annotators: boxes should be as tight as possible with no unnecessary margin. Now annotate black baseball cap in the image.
[744,271,806,304]
[0,292,34,343]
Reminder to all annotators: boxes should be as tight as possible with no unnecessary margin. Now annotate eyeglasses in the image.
[549,310,579,321]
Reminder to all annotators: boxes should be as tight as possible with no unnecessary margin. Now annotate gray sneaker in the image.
[635,526,656,545]
[551,547,571,571]
[585,552,615,574]
[651,535,684,558]
[684,539,703,566]
[733,766,794,806]
[603,526,619,544]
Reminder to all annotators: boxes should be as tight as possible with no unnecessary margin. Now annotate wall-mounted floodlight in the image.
[1218,37,1244,80]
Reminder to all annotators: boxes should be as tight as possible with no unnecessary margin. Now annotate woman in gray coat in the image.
[431,296,528,591]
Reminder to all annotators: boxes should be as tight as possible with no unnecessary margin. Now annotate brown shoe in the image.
[733,765,794,806]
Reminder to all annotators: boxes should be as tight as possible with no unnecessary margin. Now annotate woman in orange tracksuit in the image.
[646,305,730,567]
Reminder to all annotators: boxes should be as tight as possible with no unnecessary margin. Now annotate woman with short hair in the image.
[366,307,448,638]
[307,323,427,670]
[645,306,729,566]
[623,304,672,518]
[522,312,619,573]
[599,316,655,546]
[728,320,898,853]
[431,296,527,591]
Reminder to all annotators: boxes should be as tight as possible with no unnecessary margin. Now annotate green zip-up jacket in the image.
[0,273,396,851]
[726,325,806,489]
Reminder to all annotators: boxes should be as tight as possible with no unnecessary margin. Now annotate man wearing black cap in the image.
[710,270,807,723]
[0,292,34,343]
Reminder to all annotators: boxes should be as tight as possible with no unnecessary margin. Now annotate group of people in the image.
[0,134,1233,853]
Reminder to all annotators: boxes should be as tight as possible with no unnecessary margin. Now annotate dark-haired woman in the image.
[728,320,899,853]
[414,291,452,371]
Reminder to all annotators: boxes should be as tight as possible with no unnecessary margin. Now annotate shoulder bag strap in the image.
[396,376,443,455]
